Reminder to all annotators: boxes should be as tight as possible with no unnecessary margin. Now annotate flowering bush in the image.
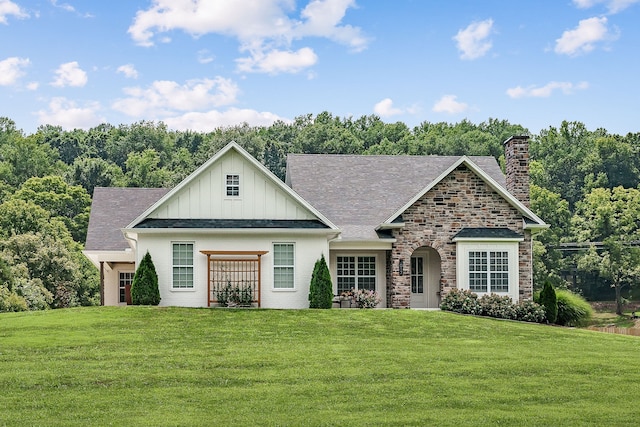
[439,288,481,315]
[352,289,381,308]
[478,293,517,319]
[440,288,546,323]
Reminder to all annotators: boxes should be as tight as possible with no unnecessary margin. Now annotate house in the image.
[84,135,547,309]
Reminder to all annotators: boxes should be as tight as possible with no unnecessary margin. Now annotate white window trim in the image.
[118,270,134,305]
[455,241,519,302]
[335,254,378,294]
[273,242,295,291]
[225,173,241,198]
[171,241,196,292]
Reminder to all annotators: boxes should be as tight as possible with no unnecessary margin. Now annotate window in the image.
[336,256,376,294]
[172,243,194,289]
[226,174,239,197]
[468,251,508,293]
[119,271,134,303]
[411,257,424,294]
[273,243,294,289]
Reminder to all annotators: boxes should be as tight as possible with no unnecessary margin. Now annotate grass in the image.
[1,307,640,426]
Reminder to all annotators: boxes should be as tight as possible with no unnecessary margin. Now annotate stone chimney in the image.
[503,135,530,207]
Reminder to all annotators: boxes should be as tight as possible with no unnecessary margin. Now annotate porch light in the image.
[399,259,404,276]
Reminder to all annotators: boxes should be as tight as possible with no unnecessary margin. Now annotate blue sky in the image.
[1,0,639,135]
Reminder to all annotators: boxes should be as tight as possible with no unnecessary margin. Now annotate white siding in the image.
[148,150,315,220]
[136,232,329,308]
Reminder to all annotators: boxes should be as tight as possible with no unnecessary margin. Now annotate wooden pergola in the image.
[200,250,268,307]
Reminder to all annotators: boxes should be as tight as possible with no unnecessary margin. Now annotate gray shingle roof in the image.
[85,187,170,251]
[286,154,507,240]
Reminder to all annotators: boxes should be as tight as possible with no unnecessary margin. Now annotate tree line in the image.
[1,114,639,311]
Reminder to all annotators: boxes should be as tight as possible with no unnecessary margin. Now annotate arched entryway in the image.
[409,247,441,308]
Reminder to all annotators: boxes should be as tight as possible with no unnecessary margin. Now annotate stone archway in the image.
[409,246,442,308]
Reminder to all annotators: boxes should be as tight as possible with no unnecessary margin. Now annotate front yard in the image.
[1,307,639,426]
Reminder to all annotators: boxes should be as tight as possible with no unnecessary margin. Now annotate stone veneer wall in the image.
[388,164,533,308]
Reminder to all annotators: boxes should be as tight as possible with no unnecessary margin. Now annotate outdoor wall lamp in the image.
[399,259,404,276]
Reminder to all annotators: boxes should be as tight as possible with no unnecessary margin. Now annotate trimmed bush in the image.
[309,254,333,309]
[440,289,546,323]
[539,281,558,324]
[439,288,481,315]
[555,289,593,327]
[479,293,517,320]
[131,251,161,305]
[514,300,547,323]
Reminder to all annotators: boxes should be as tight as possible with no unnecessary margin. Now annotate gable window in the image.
[226,174,240,197]
[336,256,376,294]
[468,251,509,293]
[172,242,194,289]
[273,243,294,289]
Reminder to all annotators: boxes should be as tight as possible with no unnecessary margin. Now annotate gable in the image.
[128,143,338,230]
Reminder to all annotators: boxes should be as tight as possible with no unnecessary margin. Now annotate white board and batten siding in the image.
[148,150,314,221]
[137,233,329,309]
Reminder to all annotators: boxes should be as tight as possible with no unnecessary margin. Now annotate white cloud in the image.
[0,57,30,85]
[236,47,318,74]
[197,49,215,64]
[453,19,494,60]
[36,97,104,130]
[573,0,639,13]
[26,81,39,90]
[117,64,139,79]
[51,61,88,87]
[373,98,404,117]
[0,0,28,24]
[127,0,368,74]
[112,77,239,117]
[555,17,617,56]
[432,95,468,114]
[506,81,589,98]
[163,108,288,132]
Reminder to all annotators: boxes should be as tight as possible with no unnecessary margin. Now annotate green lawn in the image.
[1,307,639,426]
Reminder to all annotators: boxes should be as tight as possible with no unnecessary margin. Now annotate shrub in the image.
[0,286,28,312]
[309,254,333,309]
[555,289,593,327]
[514,300,547,323]
[216,282,253,307]
[539,281,558,323]
[131,251,160,305]
[479,293,517,320]
[352,289,381,308]
[441,288,546,323]
[439,288,481,315]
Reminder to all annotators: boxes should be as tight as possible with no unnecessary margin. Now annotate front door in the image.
[410,250,441,308]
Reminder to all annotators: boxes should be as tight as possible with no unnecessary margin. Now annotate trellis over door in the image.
[201,251,268,307]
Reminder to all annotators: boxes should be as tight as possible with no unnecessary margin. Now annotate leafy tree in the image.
[68,156,125,196]
[125,149,171,187]
[12,175,92,242]
[309,254,333,309]
[572,187,640,313]
[539,281,558,323]
[131,251,160,305]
